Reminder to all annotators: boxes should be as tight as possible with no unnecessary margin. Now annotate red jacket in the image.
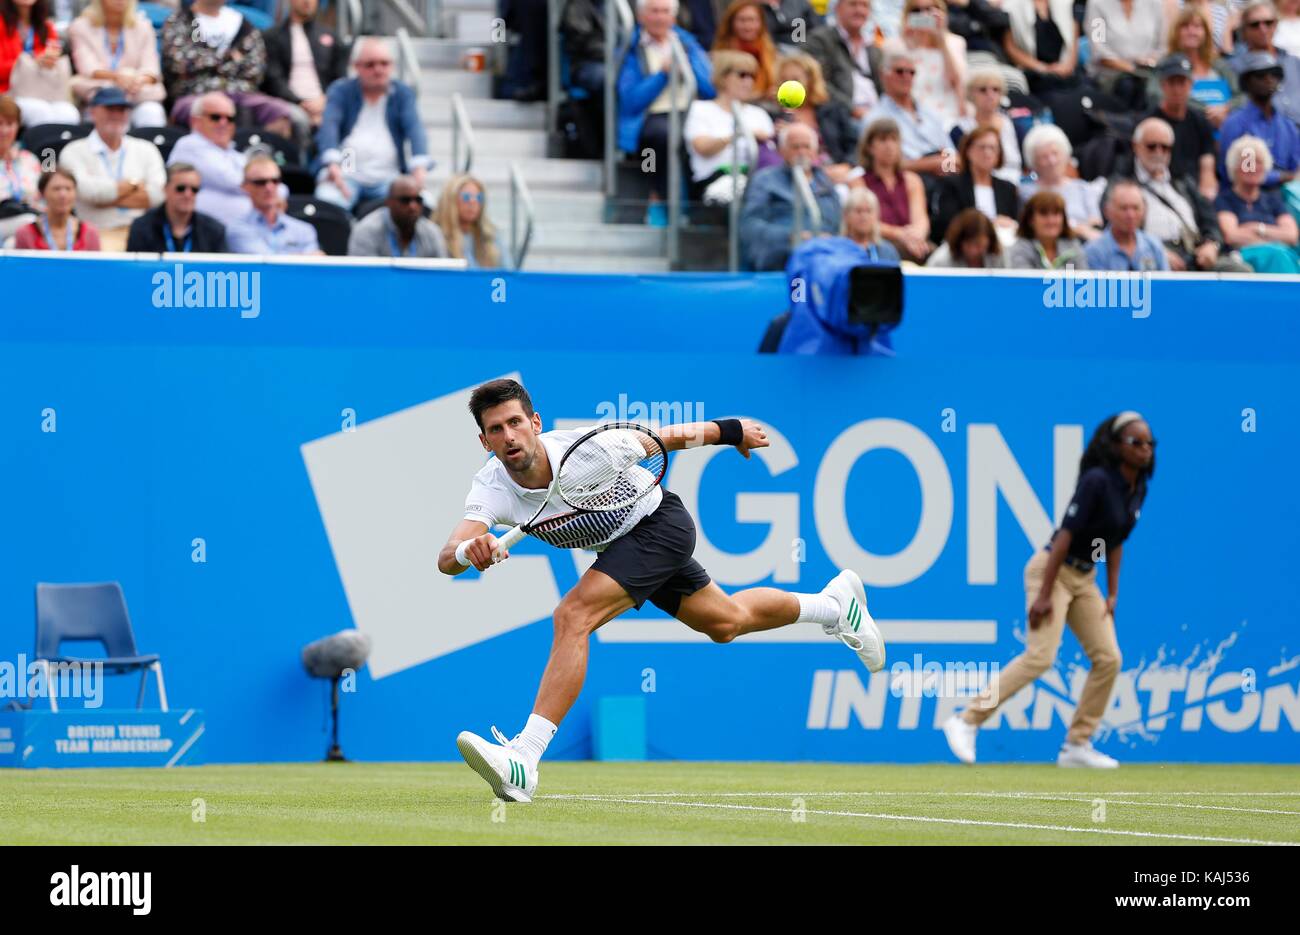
[15,217,101,251]
[0,19,60,94]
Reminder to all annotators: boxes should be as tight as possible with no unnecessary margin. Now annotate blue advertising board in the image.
[1,256,1296,764]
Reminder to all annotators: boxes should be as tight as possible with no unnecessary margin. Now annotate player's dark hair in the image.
[1080,413,1155,481]
[469,378,534,429]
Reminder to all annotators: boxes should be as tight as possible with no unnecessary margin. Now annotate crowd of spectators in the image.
[0,1,504,265]
[582,0,1300,274]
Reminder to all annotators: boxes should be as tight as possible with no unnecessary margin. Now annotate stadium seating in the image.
[286,195,353,256]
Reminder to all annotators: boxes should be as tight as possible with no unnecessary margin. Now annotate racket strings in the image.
[558,430,665,511]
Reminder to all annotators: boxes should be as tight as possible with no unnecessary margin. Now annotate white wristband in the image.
[454,540,472,566]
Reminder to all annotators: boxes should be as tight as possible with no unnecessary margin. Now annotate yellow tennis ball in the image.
[777,80,806,109]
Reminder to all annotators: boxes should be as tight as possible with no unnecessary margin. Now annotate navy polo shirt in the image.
[1052,464,1146,562]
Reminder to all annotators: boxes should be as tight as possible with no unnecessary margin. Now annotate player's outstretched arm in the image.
[657,418,770,458]
[438,519,496,576]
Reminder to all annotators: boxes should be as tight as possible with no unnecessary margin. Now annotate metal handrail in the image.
[605,0,636,199]
[338,0,363,43]
[424,0,444,37]
[450,91,476,174]
[546,0,561,152]
[380,0,429,36]
[395,26,421,95]
[665,36,696,268]
[509,161,536,271]
[790,158,822,247]
[728,98,755,272]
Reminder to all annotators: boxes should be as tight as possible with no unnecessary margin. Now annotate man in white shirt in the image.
[166,92,252,229]
[439,379,886,804]
[315,37,430,212]
[58,87,166,252]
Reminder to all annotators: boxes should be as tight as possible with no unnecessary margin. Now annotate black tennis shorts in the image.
[592,489,711,615]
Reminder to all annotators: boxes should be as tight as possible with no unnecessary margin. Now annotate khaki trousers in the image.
[962,549,1122,745]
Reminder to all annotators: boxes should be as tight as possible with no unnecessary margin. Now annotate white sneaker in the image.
[456,726,539,802]
[942,713,978,764]
[822,569,885,672]
[1057,740,1119,769]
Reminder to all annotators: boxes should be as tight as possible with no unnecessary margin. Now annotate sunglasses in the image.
[1122,437,1157,450]
[392,195,423,205]
[358,59,393,68]
[1142,142,1173,152]
[246,177,281,187]
[172,184,201,193]
[892,67,916,76]
[206,113,236,124]
[1246,18,1278,28]
[732,70,756,79]
[459,191,484,203]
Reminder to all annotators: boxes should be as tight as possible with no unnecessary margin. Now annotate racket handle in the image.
[455,526,526,568]
[493,525,526,561]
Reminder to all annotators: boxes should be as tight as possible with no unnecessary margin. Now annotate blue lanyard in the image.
[41,216,75,251]
[163,224,191,253]
[387,227,413,258]
[105,29,124,71]
[864,244,878,262]
[21,27,34,54]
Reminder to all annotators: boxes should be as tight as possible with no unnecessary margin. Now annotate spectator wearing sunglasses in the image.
[127,162,228,252]
[434,174,504,268]
[316,37,430,214]
[226,153,320,254]
[684,51,775,196]
[1125,115,1247,271]
[860,49,950,176]
[1220,49,1300,185]
[348,174,447,258]
[167,92,252,228]
[1229,1,1300,127]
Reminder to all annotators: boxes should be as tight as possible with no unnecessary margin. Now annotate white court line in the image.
[547,790,1300,798]
[549,795,1300,846]
[550,791,1300,816]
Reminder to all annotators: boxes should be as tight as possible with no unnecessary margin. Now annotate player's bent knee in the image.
[706,621,738,644]
[552,603,598,639]
[1092,648,1122,674]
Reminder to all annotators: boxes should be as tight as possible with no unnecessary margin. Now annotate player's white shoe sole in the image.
[823,569,885,672]
[456,729,538,803]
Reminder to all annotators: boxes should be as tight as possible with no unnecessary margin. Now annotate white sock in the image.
[511,713,557,768]
[795,592,840,627]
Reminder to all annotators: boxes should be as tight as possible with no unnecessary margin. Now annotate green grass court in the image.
[3,762,1298,845]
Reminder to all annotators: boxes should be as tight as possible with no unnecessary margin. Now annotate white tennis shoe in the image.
[942,713,978,764]
[1057,740,1119,769]
[456,727,539,803]
[822,569,885,672]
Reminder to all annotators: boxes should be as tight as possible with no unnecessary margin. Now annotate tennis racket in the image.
[455,422,668,567]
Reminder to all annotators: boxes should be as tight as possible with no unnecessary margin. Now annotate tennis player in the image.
[438,379,885,803]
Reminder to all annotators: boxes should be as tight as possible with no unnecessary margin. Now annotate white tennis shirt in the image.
[461,425,664,551]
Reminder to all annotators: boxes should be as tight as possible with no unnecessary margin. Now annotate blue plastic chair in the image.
[35,582,168,712]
